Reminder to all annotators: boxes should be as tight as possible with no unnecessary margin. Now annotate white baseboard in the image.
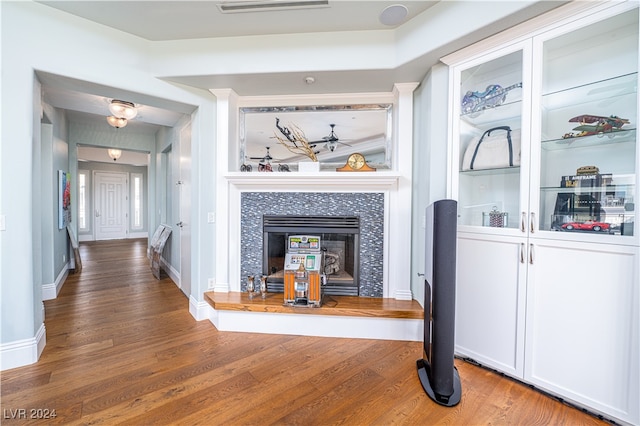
[78,232,148,242]
[160,257,180,288]
[394,289,414,301]
[189,296,211,321]
[213,281,230,293]
[207,306,423,341]
[0,323,46,371]
[43,263,69,300]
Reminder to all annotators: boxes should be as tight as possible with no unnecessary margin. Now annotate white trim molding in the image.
[189,295,211,321]
[0,324,46,371]
[161,257,180,288]
[208,305,422,341]
[42,263,69,300]
[129,232,148,239]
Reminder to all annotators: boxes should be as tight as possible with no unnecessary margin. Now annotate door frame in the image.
[93,171,129,241]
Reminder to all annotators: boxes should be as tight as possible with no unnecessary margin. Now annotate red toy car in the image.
[561,221,610,232]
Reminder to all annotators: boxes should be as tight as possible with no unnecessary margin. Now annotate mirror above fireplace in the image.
[239,104,393,171]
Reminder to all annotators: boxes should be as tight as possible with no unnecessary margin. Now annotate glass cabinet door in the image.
[538,9,638,238]
[457,48,527,230]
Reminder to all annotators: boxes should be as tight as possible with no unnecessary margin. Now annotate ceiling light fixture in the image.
[106,116,128,128]
[108,149,122,162]
[108,99,138,120]
[379,4,408,26]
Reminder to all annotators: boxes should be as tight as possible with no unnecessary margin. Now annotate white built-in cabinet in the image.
[442,2,639,424]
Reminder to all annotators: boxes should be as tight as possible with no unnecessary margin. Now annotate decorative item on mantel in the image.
[336,153,376,172]
[273,117,320,172]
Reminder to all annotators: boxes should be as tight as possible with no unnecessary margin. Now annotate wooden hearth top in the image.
[204,291,424,319]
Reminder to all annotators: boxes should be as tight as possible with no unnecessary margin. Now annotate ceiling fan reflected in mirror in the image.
[309,124,352,152]
[248,146,290,172]
[250,146,273,163]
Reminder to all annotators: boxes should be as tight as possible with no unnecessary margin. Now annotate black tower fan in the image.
[416,199,462,406]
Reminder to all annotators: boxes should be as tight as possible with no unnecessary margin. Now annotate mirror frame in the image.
[238,104,393,171]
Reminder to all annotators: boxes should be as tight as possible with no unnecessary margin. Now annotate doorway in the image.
[94,171,128,240]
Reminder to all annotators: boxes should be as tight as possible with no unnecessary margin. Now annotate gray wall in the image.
[40,103,71,292]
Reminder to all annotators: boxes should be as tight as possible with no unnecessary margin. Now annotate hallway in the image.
[0,239,606,424]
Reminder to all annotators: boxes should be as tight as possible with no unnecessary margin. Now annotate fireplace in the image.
[240,192,385,297]
[263,215,360,296]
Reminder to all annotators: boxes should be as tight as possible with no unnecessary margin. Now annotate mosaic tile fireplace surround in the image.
[240,192,385,297]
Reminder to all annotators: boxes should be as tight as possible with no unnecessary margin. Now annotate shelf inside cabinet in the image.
[540,184,635,194]
[460,166,520,176]
[460,99,521,128]
[541,172,635,191]
[541,128,636,150]
[542,72,637,110]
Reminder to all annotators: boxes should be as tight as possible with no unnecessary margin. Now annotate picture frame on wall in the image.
[58,170,71,229]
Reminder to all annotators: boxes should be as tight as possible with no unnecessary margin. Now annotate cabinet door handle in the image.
[530,212,536,233]
[521,212,526,233]
[520,243,525,264]
[529,243,534,264]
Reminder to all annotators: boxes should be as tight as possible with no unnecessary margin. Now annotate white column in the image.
[388,82,420,300]
[209,88,238,292]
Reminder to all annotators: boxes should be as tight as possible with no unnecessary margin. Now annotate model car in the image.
[561,221,610,232]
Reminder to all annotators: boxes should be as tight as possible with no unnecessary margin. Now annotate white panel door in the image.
[455,232,528,377]
[525,239,639,424]
[94,172,127,240]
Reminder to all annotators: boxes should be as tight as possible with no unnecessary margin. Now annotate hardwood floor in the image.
[1,239,606,425]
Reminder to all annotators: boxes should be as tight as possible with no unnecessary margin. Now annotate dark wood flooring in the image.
[0,239,606,425]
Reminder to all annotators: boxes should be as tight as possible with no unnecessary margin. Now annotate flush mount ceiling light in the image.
[379,4,408,26]
[107,149,122,161]
[217,0,329,13]
[108,99,138,120]
[106,116,128,129]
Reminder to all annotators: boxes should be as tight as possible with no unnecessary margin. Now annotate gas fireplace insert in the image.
[263,215,360,296]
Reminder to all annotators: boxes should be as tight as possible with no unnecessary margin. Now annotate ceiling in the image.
[34,0,566,164]
[37,1,438,41]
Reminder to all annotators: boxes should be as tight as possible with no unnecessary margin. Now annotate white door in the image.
[455,232,528,378]
[525,239,640,423]
[94,172,128,240]
[178,124,192,297]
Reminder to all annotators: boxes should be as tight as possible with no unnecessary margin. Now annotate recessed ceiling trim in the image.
[217,0,329,14]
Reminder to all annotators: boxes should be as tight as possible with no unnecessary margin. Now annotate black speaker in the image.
[416,199,461,406]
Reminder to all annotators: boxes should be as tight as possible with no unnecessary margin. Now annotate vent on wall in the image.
[217,0,329,13]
